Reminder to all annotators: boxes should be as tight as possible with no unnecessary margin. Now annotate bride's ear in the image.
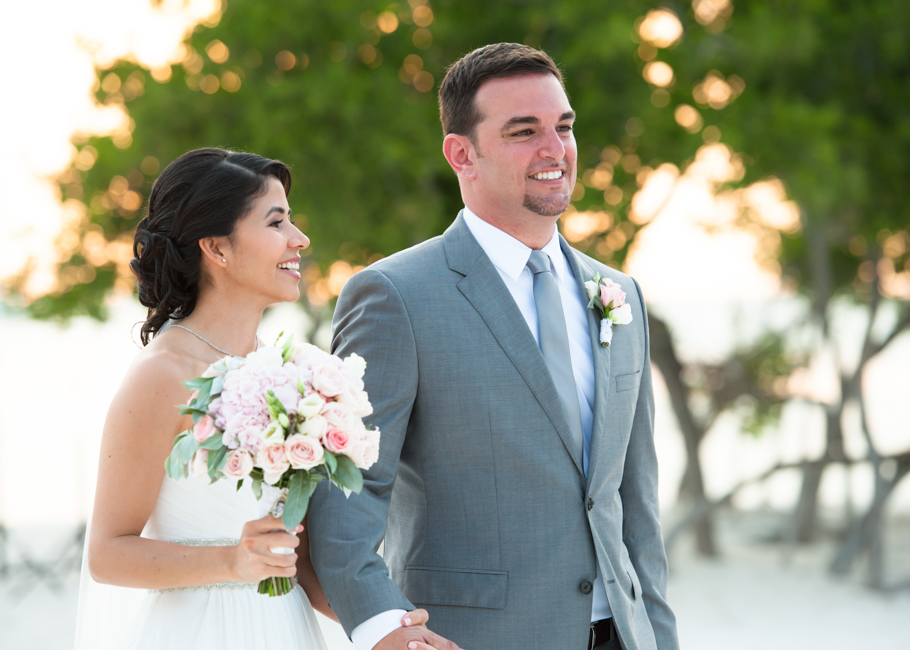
[199,237,229,269]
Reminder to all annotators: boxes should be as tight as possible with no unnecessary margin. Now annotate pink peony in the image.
[193,415,216,443]
[285,434,325,470]
[256,444,290,485]
[324,427,353,455]
[600,279,626,311]
[222,449,253,479]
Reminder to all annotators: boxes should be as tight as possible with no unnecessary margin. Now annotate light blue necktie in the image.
[526,250,585,465]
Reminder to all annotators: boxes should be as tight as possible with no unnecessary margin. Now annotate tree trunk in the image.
[649,314,718,556]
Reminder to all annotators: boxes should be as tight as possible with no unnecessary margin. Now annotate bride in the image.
[75,148,427,649]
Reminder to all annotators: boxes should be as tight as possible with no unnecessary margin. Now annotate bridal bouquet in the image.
[164,334,380,596]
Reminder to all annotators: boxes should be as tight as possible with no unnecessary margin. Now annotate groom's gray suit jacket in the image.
[308,213,678,650]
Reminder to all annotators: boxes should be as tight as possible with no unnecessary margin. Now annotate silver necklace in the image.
[172,324,258,357]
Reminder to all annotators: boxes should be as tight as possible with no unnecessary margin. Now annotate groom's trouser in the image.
[589,618,622,650]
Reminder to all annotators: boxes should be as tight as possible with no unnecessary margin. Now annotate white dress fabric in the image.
[75,475,328,650]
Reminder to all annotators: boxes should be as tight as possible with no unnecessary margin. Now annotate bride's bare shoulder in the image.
[113,333,201,408]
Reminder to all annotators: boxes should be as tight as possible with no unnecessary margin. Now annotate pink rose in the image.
[193,415,216,443]
[222,449,253,479]
[600,279,626,310]
[190,449,209,478]
[256,444,290,485]
[285,434,325,470]
[312,363,346,397]
[324,427,353,455]
[321,402,356,433]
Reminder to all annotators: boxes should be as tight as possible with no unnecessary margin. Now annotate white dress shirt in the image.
[351,208,611,650]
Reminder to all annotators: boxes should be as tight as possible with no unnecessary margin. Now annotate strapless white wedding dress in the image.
[75,475,328,650]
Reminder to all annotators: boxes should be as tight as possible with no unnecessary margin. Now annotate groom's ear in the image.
[442,133,477,180]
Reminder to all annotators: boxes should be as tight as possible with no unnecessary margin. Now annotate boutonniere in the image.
[584,274,633,347]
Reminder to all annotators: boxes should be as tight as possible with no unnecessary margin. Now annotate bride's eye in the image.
[269,219,283,228]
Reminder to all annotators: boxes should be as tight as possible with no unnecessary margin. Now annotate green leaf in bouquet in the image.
[165,432,199,480]
[236,479,243,491]
[200,434,224,450]
[278,413,290,429]
[182,376,213,392]
[251,479,263,501]
[265,390,288,420]
[280,333,295,363]
[283,472,317,530]
[210,375,226,396]
[333,455,364,495]
[177,404,209,423]
[207,445,228,479]
[322,449,338,475]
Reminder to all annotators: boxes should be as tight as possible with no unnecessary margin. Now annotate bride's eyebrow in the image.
[264,206,288,218]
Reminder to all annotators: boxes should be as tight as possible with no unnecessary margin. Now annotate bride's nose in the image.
[290,226,309,250]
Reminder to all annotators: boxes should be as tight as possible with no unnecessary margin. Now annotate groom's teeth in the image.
[278,262,299,271]
[532,170,563,180]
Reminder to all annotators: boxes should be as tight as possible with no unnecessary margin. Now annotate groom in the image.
[308,43,678,650]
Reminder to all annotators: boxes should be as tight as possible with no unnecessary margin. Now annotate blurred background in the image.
[1,0,908,648]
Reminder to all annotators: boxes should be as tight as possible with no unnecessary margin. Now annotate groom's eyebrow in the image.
[501,111,576,131]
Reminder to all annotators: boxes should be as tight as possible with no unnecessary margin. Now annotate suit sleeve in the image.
[307,268,416,635]
[618,277,680,650]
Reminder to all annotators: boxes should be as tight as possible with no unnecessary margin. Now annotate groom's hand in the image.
[375,609,461,650]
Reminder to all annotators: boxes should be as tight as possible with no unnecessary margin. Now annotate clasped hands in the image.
[385,608,462,650]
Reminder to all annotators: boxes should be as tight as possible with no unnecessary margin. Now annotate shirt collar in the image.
[462,206,568,282]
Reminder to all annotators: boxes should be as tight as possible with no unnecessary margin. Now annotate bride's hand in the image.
[401,609,430,627]
[230,515,303,583]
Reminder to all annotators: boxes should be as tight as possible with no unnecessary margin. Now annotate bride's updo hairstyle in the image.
[131,147,291,346]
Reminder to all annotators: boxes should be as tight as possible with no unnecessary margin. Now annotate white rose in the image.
[312,363,346,397]
[342,353,367,381]
[584,280,599,301]
[297,393,326,418]
[190,449,209,478]
[260,420,285,446]
[299,414,328,441]
[609,302,633,325]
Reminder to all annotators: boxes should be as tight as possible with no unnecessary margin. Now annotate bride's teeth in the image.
[278,262,299,271]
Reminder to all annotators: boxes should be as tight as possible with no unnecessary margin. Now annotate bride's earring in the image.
[222,258,227,264]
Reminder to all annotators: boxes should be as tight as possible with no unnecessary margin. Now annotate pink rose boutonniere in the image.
[584,274,633,347]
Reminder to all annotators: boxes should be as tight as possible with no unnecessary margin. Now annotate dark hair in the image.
[438,42,564,139]
[130,147,291,346]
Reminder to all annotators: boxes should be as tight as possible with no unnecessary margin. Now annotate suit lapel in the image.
[445,214,584,477]
[559,238,612,485]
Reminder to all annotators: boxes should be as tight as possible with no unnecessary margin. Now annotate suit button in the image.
[587,497,594,511]
[580,580,594,594]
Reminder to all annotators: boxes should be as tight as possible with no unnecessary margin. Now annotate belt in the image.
[589,617,614,649]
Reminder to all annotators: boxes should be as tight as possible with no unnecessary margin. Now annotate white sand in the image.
[2,515,907,650]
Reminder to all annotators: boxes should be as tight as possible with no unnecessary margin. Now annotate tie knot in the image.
[527,250,551,275]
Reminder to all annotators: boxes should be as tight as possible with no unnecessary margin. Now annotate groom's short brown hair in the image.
[438,43,564,140]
